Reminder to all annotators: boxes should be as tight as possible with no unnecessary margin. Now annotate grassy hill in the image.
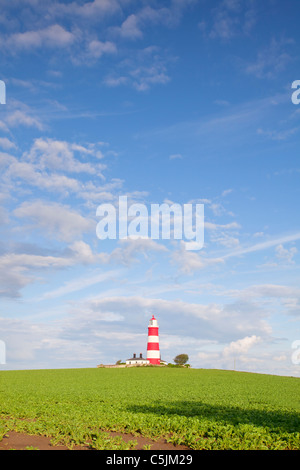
[0,367,299,449]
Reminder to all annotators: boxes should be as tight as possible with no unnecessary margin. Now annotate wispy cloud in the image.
[244,37,294,79]
[39,268,122,300]
[199,0,257,40]
[257,126,300,141]
[169,153,183,160]
[104,45,172,91]
[171,232,300,274]
[223,232,300,259]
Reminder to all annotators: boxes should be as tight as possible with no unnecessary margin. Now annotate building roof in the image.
[126,353,148,361]
[126,358,147,361]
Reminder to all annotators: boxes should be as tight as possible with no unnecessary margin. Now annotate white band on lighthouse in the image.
[147,350,160,359]
[147,335,159,343]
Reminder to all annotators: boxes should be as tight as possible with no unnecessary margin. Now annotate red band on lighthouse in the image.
[148,327,159,336]
[147,343,160,350]
[146,315,160,365]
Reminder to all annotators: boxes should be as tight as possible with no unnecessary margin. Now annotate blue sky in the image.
[0,0,300,375]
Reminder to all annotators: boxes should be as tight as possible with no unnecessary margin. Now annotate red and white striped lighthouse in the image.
[147,315,160,365]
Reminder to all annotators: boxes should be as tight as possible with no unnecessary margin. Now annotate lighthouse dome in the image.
[149,315,158,327]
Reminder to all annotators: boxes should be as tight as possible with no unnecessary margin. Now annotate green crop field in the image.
[0,367,300,450]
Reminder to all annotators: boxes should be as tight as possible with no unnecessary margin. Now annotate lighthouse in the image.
[146,315,160,365]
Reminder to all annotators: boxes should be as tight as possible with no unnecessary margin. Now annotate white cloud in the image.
[223,335,261,356]
[6,110,44,130]
[0,264,33,298]
[169,153,183,160]
[87,40,117,59]
[0,235,170,299]
[68,240,97,264]
[275,244,298,264]
[221,189,233,197]
[50,0,121,20]
[172,243,224,274]
[69,295,220,321]
[0,152,16,170]
[130,63,170,91]
[0,251,73,298]
[0,239,108,298]
[103,76,129,87]
[117,14,143,39]
[201,0,257,40]
[0,137,17,150]
[223,283,300,318]
[0,120,9,132]
[0,252,73,271]
[14,200,94,242]
[2,137,112,197]
[108,238,168,266]
[7,24,76,51]
[103,46,172,91]
[25,138,105,175]
[5,160,81,194]
[245,37,294,79]
[78,0,120,17]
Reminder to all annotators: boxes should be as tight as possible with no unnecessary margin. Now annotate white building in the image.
[126,353,150,366]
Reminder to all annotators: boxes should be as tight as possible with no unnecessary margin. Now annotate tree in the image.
[173,354,189,365]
